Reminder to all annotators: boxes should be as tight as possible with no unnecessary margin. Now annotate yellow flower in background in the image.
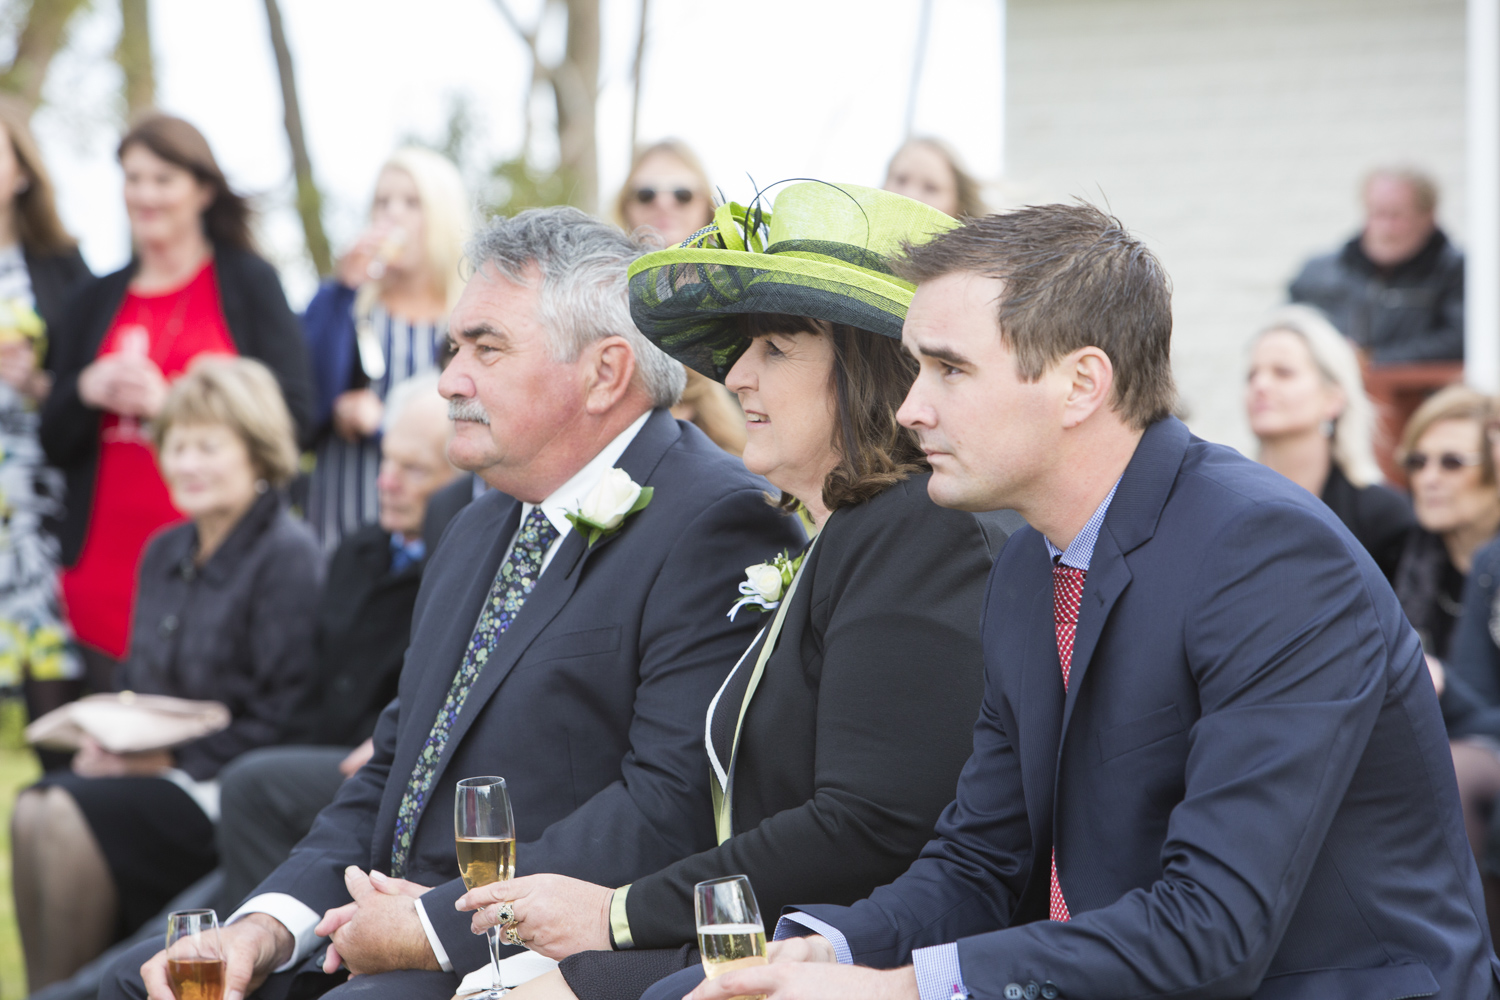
[28,625,68,681]
[0,297,47,364]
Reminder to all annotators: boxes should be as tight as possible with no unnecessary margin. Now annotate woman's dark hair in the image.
[118,114,254,251]
[0,96,76,254]
[741,313,928,513]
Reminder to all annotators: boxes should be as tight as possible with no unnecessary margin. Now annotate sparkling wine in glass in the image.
[165,908,225,1000]
[456,776,516,998]
[695,875,768,999]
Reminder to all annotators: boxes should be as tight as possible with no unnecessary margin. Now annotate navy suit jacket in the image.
[254,409,804,973]
[794,417,1498,1000]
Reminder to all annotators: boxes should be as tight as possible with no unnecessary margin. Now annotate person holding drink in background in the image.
[450,183,1012,1000]
[0,96,92,758]
[15,356,322,993]
[110,207,801,1000]
[40,114,313,687]
[302,147,471,549]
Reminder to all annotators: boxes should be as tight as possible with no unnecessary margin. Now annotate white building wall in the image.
[1004,0,1466,452]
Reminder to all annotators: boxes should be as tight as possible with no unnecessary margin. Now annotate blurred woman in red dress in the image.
[40,114,312,683]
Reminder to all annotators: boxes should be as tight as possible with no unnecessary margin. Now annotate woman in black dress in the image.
[448,182,1012,1000]
[12,357,322,992]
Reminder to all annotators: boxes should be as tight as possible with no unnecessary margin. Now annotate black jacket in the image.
[119,490,323,780]
[1395,527,1470,660]
[39,244,315,565]
[1318,463,1414,583]
[621,475,1005,949]
[24,245,91,333]
[1289,229,1465,363]
[284,475,476,748]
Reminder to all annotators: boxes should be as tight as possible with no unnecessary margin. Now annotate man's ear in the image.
[1060,347,1114,430]
[583,336,637,414]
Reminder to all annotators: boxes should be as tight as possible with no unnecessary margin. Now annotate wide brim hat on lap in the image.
[626,181,959,382]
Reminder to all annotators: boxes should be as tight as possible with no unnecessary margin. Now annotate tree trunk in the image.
[553,0,599,212]
[116,0,156,119]
[0,0,89,111]
[629,0,649,159]
[262,0,333,276]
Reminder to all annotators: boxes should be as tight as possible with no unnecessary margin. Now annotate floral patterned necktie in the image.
[390,507,559,877]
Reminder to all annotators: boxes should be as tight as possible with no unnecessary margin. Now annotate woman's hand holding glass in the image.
[455,873,614,960]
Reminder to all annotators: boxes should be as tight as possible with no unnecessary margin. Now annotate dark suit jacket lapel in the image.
[1056,416,1191,745]
[426,409,683,790]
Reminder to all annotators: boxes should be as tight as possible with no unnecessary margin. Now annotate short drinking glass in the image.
[695,875,767,998]
[164,909,225,1000]
[456,776,517,998]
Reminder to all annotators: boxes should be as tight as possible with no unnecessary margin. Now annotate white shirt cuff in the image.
[229,893,322,972]
[773,912,854,965]
[413,896,454,973]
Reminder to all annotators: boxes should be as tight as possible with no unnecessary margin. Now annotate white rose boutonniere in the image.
[728,549,806,620]
[564,468,654,546]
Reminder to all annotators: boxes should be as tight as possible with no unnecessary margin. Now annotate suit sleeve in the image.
[419,487,806,971]
[620,499,989,949]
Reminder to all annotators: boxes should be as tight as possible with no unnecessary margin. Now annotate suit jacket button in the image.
[1041,984,1059,1000]
[1005,986,1023,1000]
[1025,984,1040,1000]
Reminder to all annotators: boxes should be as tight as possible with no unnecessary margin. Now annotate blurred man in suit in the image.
[116,208,802,1000]
[678,203,1498,1000]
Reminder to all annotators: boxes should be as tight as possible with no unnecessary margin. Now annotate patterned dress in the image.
[307,305,444,549]
[0,244,79,686]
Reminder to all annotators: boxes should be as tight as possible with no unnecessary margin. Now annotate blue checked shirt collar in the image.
[1044,479,1121,571]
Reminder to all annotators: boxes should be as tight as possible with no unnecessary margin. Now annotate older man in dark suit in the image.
[115,208,802,1000]
[675,203,1499,1000]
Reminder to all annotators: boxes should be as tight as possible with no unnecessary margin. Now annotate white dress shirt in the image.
[229,411,652,973]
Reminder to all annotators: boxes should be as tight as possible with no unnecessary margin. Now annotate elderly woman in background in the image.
[12,356,321,991]
[0,97,92,755]
[41,114,313,682]
[450,183,1007,1000]
[1392,386,1500,662]
[614,139,745,456]
[304,147,470,549]
[1246,305,1414,580]
[882,136,987,219]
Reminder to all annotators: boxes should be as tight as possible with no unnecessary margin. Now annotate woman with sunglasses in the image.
[1245,306,1413,581]
[613,140,745,456]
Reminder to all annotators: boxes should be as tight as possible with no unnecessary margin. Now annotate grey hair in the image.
[382,372,444,435]
[464,207,686,407]
[1252,304,1384,488]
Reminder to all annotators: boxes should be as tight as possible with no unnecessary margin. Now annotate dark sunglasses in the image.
[1402,451,1483,473]
[634,186,696,206]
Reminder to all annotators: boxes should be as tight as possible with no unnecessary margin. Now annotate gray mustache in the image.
[447,398,491,425]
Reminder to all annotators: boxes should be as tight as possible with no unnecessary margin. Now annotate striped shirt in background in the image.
[306,306,444,550]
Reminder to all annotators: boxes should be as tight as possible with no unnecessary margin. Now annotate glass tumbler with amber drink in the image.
[695,875,768,1000]
[456,775,517,998]
[165,909,225,1000]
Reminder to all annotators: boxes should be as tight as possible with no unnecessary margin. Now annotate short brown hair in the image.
[152,356,299,486]
[119,114,254,251]
[1365,167,1438,215]
[897,202,1175,429]
[741,313,927,513]
[0,96,76,255]
[1398,384,1495,484]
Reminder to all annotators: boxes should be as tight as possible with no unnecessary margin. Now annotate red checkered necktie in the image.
[1049,562,1087,922]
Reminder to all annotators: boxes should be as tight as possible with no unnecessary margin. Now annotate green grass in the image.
[0,699,40,999]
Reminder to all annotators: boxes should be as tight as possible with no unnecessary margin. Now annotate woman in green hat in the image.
[453,182,1013,1000]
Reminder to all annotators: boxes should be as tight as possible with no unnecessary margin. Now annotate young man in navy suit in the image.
[118,209,803,1000]
[680,203,1499,1000]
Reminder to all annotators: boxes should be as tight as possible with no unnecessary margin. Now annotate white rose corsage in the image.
[728,549,806,620]
[564,468,654,546]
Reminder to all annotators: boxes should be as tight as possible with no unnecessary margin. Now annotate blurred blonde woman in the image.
[882,136,987,220]
[304,146,471,548]
[614,139,745,455]
[1246,304,1414,580]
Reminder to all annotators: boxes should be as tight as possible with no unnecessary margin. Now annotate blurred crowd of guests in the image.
[0,93,1495,996]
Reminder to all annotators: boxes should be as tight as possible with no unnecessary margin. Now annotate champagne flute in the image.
[456,776,517,998]
[695,875,767,1000]
[164,909,225,1000]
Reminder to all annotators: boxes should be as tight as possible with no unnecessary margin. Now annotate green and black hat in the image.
[627,181,958,382]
